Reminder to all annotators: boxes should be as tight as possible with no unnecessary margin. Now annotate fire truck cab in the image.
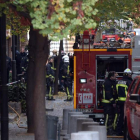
[73,31,140,122]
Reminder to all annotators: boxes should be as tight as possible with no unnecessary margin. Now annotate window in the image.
[129,79,138,94]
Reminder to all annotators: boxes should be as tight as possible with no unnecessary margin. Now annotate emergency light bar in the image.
[80,78,87,83]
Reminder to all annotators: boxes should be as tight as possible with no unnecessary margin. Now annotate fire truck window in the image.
[104,28,116,35]
[129,79,138,95]
[97,58,127,79]
[135,82,140,94]
[96,57,127,109]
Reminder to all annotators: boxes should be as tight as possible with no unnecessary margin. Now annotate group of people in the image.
[102,68,133,136]
[45,50,73,101]
[6,47,29,83]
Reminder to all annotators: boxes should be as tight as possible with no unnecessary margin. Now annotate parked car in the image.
[124,76,140,140]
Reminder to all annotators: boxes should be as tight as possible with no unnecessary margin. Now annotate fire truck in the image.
[73,30,140,121]
[102,28,119,41]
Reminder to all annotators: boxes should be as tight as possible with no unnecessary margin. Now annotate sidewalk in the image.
[1,92,73,140]
[1,92,122,140]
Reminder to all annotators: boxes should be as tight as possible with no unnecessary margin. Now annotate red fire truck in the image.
[102,28,120,41]
[73,30,138,121]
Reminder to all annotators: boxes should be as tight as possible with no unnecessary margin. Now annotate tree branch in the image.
[8,4,31,21]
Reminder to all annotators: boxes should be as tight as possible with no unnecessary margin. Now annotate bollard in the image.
[81,122,99,131]
[58,123,61,140]
[76,118,93,132]
[67,112,83,134]
[61,108,74,136]
[46,115,58,140]
[69,115,89,134]
[80,125,107,140]
[71,132,99,140]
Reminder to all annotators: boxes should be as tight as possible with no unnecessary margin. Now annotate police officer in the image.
[61,54,73,101]
[102,71,117,135]
[46,56,55,100]
[116,68,133,136]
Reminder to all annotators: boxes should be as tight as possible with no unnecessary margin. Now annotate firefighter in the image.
[59,51,65,92]
[61,54,73,101]
[15,47,22,79]
[6,55,11,83]
[116,68,133,136]
[46,56,55,100]
[52,49,57,74]
[21,54,29,82]
[102,71,117,135]
[20,48,27,58]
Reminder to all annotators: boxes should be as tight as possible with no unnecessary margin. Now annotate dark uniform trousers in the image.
[103,103,114,134]
[116,101,124,134]
[102,78,117,135]
[46,78,54,99]
[64,77,72,100]
[62,63,73,100]
[115,76,132,135]
[46,62,55,100]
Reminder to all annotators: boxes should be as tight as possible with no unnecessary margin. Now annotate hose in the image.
[8,105,27,129]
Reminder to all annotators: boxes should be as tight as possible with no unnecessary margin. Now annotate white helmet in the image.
[62,55,69,63]
[124,68,132,74]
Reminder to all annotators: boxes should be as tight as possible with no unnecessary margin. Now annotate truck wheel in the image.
[124,119,132,140]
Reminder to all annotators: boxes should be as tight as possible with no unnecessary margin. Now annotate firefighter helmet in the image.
[124,68,132,74]
[62,54,69,63]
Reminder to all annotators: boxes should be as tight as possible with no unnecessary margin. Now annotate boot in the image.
[64,97,73,101]
[107,129,116,136]
[46,96,55,101]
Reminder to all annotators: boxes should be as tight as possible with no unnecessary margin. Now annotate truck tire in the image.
[124,119,132,140]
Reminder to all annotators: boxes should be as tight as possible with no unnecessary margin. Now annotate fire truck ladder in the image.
[82,31,91,71]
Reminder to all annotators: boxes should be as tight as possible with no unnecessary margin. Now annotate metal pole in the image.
[0,13,9,140]
[11,26,16,82]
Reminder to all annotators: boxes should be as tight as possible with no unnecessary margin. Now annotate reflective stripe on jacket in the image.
[116,76,132,102]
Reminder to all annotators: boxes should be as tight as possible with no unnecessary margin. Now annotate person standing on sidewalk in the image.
[61,54,73,101]
[102,71,117,135]
[116,68,133,136]
[46,56,55,100]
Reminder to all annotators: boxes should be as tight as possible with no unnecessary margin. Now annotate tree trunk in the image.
[26,26,49,140]
[32,26,49,140]
[26,26,36,133]
[54,40,63,95]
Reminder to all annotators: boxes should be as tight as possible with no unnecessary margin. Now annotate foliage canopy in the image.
[0,0,140,40]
